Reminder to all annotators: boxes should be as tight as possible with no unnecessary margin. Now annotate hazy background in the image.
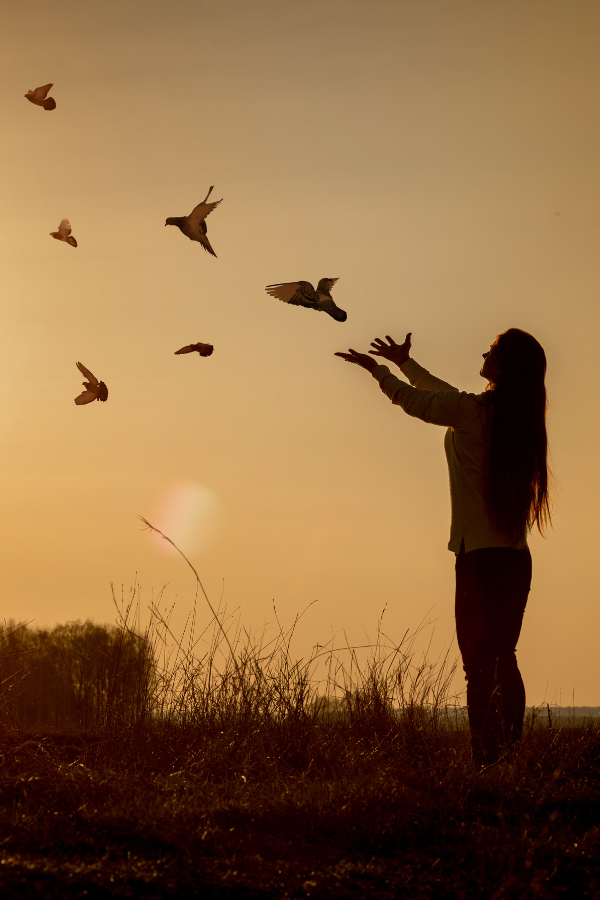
[1,0,599,704]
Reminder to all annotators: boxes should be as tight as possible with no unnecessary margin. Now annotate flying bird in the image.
[24,83,56,110]
[165,186,222,257]
[74,362,108,405]
[175,343,214,357]
[50,219,77,247]
[265,278,346,322]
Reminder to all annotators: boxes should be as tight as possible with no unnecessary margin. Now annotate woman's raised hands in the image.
[369,333,412,369]
[335,333,412,373]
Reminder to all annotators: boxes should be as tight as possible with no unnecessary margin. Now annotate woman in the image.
[335,329,551,764]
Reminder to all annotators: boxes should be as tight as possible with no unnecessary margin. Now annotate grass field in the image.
[1,530,598,898]
[0,713,599,898]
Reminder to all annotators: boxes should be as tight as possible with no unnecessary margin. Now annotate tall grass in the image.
[0,516,464,780]
[82,518,462,767]
[0,524,599,896]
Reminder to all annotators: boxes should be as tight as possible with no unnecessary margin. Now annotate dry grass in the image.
[0,524,598,898]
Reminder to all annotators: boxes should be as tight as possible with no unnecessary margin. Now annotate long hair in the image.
[486,328,551,544]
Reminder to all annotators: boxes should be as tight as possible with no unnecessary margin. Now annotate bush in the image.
[0,618,155,731]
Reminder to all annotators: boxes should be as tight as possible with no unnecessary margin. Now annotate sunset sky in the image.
[2,1,600,704]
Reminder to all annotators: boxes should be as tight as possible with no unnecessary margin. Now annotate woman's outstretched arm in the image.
[335,335,475,430]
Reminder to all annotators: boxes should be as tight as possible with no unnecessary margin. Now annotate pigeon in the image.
[74,362,108,405]
[265,278,346,322]
[50,219,77,247]
[25,83,56,110]
[165,186,222,257]
[175,343,214,357]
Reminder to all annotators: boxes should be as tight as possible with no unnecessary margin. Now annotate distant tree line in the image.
[0,620,156,730]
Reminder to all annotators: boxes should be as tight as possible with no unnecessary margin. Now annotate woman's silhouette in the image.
[336,329,551,764]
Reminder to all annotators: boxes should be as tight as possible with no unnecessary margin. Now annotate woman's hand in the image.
[369,333,412,368]
[334,348,377,372]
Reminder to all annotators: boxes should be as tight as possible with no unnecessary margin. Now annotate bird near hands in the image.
[265,278,346,322]
[25,83,56,110]
[50,219,77,247]
[175,342,214,357]
[74,362,108,405]
[165,186,222,257]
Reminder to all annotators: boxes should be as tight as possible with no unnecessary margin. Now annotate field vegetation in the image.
[0,527,598,898]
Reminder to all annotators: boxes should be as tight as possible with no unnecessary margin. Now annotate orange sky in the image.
[2,1,600,704]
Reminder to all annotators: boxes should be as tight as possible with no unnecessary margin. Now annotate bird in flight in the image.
[74,362,108,405]
[25,83,56,110]
[50,219,77,247]
[175,343,214,357]
[265,278,346,322]
[165,186,222,257]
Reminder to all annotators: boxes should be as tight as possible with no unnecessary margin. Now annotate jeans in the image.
[455,543,532,762]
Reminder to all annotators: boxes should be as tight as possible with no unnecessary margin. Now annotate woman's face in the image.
[480,338,500,383]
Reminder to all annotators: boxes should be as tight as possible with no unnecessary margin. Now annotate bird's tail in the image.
[200,234,217,257]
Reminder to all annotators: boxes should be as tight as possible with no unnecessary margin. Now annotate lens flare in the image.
[149,483,221,557]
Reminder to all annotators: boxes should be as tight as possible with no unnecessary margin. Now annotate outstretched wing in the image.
[265,282,319,308]
[187,198,222,231]
[76,362,99,387]
[66,235,77,247]
[42,97,56,110]
[33,84,53,101]
[74,389,98,405]
[175,343,214,356]
[58,219,71,237]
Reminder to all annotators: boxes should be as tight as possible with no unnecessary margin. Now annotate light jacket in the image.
[371,358,527,553]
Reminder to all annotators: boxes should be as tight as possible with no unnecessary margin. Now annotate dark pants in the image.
[455,543,532,762]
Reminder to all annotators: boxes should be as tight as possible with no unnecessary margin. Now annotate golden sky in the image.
[2,1,600,703]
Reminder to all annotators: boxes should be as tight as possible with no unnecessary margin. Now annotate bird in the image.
[24,83,56,110]
[50,219,77,247]
[265,278,346,322]
[74,362,108,405]
[165,186,222,257]
[175,343,214,357]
